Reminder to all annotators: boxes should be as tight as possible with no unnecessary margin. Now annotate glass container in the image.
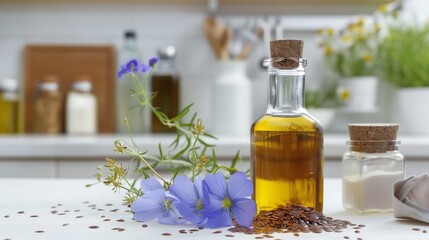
[33,81,62,134]
[342,136,405,213]
[66,80,97,134]
[0,78,19,134]
[116,30,150,133]
[151,46,180,133]
[251,57,324,213]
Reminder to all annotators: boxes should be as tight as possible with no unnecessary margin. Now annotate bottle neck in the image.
[155,58,176,74]
[267,67,305,115]
[124,38,138,50]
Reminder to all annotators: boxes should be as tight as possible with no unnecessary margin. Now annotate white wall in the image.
[0,1,413,133]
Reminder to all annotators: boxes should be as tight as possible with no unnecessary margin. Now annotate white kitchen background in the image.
[0,0,427,133]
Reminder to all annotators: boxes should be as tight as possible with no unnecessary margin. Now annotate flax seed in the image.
[229,203,359,236]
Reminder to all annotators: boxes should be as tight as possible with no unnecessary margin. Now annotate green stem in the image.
[191,134,200,181]
[126,149,169,186]
[122,177,141,196]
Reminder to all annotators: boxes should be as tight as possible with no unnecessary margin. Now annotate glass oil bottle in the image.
[117,30,150,133]
[151,46,180,133]
[251,40,324,212]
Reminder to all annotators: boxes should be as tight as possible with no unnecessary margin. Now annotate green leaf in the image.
[230,151,242,169]
[210,148,218,172]
[158,143,164,160]
[170,103,194,122]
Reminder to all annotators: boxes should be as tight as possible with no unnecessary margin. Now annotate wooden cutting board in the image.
[24,45,116,133]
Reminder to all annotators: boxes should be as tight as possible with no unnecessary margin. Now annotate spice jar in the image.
[0,78,19,134]
[33,80,62,134]
[342,123,405,213]
[66,79,97,134]
[251,40,324,213]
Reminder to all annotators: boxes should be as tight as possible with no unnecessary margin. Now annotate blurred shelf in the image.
[0,133,428,159]
[0,134,250,159]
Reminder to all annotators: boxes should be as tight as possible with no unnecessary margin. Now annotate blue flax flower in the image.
[141,63,151,73]
[169,175,206,226]
[117,58,141,78]
[148,57,159,67]
[118,58,158,78]
[131,178,182,224]
[202,172,256,228]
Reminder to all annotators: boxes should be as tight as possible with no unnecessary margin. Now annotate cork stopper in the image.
[348,123,399,153]
[270,39,304,69]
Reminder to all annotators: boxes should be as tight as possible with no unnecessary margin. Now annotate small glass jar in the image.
[66,80,97,134]
[33,81,62,134]
[0,78,19,134]
[342,139,405,213]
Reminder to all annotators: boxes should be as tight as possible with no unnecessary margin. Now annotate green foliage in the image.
[318,2,402,78]
[377,23,429,87]
[305,87,338,109]
[318,17,380,77]
[89,64,243,205]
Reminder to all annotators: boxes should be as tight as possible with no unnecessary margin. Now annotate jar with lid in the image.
[342,123,405,213]
[33,80,62,134]
[0,78,19,134]
[251,40,324,213]
[66,79,97,134]
[151,46,180,133]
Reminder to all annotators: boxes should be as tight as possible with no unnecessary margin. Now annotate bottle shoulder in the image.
[252,114,323,133]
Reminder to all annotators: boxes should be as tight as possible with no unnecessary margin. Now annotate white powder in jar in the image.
[343,170,404,213]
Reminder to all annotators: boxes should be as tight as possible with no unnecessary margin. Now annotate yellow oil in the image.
[251,114,323,212]
[0,94,17,133]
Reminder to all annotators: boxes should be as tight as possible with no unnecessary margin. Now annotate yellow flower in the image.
[362,53,373,62]
[105,157,116,169]
[347,23,357,32]
[341,35,352,43]
[338,88,351,103]
[378,4,388,13]
[324,46,334,56]
[197,154,209,170]
[192,118,205,135]
[356,33,366,42]
[326,28,335,36]
[114,141,127,153]
[123,192,138,207]
[374,23,381,32]
[357,17,365,27]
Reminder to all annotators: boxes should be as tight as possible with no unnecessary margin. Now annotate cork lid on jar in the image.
[348,123,399,153]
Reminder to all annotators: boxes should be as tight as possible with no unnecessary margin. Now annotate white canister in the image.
[212,61,251,136]
[66,80,97,134]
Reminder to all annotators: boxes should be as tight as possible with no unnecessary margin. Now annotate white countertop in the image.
[0,178,426,240]
[0,134,428,159]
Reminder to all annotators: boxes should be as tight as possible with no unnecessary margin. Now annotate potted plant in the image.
[378,23,429,134]
[318,16,380,113]
[305,88,337,130]
[318,3,401,113]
